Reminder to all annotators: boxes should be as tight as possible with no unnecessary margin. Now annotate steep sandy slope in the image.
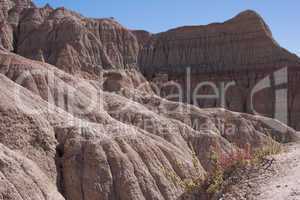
[0,49,298,200]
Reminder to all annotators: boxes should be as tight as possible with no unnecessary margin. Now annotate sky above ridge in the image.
[33,0,300,56]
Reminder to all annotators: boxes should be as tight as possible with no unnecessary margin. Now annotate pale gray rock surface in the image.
[137,10,300,130]
[0,1,299,200]
[0,49,297,200]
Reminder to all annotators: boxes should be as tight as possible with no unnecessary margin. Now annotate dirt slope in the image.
[224,141,300,200]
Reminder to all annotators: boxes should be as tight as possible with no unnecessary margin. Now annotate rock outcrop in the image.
[0,1,299,200]
[139,10,300,72]
[0,0,34,51]
[138,10,300,130]
[0,49,297,200]
[1,1,139,76]
[132,30,153,50]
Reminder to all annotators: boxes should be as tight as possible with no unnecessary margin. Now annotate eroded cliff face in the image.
[132,30,153,50]
[138,10,300,130]
[0,0,34,51]
[0,48,297,200]
[139,10,299,72]
[0,1,139,77]
[0,2,299,200]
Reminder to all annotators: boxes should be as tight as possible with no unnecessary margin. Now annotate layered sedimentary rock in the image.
[138,10,300,130]
[0,144,64,200]
[1,1,139,76]
[139,10,300,72]
[0,0,34,51]
[0,49,297,200]
[0,1,299,199]
[132,30,153,49]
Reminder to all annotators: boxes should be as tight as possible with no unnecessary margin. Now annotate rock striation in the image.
[139,10,300,73]
[0,0,34,51]
[138,10,300,130]
[132,30,153,50]
[0,49,297,200]
[0,1,299,200]
[1,1,139,76]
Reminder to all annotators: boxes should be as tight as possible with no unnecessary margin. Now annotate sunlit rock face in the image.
[1,1,139,76]
[137,10,300,130]
[0,49,297,200]
[0,2,299,199]
[2,1,300,130]
[0,0,34,51]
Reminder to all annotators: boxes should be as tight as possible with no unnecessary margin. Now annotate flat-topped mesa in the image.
[138,10,300,75]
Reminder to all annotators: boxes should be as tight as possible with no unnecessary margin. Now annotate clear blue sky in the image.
[33,0,300,56]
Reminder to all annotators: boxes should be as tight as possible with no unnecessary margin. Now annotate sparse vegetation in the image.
[206,136,282,196]
[252,135,282,164]
[160,146,203,192]
[161,137,282,198]
[206,145,251,194]
[206,152,224,194]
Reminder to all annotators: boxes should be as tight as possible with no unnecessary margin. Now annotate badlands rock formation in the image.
[0,1,299,200]
[0,0,34,51]
[138,10,300,130]
[1,0,139,76]
[0,44,297,200]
